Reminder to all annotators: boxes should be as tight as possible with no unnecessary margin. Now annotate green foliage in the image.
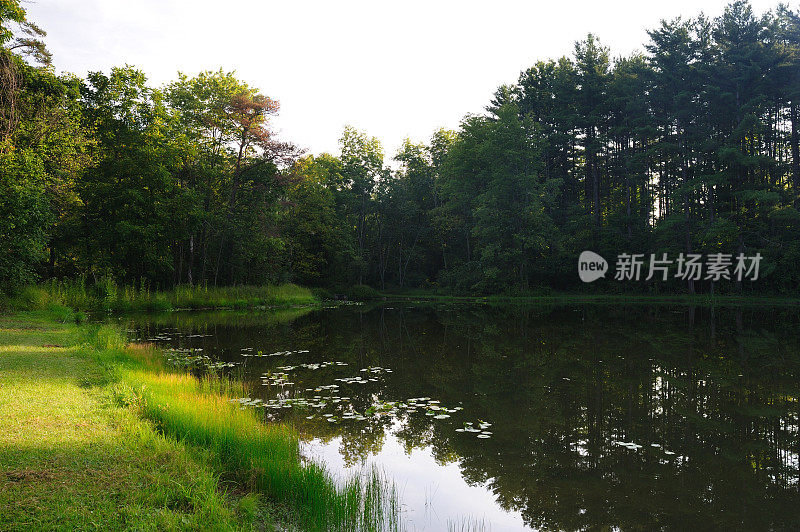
[346,284,382,300]
[0,150,50,291]
[2,1,800,296]
[0,1,26,45]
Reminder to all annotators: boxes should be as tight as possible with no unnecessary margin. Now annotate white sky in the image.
[26,0,784,160]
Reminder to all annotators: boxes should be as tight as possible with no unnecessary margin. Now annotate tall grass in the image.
[78,324,401,531]
[171,283,317,310]
[2,278,318,313]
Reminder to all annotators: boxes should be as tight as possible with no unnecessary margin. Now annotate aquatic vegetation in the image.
[455,421,492,438]
[217,353,484,439]
[243,348,311,357]
[337,375,374,384]
[163,347,238,370]
[147,332,482,445]
[123,362,402,530]
[262,371,295,386]
[360,366,393,374]
[301,361,348,369]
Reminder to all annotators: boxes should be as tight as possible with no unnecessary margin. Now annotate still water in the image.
[128,303,800,530]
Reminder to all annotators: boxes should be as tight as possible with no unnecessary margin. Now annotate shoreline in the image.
[0,308,399,531]
[372,291,800,307]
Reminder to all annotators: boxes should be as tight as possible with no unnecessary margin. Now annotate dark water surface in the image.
[127,303,800,531]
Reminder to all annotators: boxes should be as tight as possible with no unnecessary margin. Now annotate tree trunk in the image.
[791,101,799,193]
[680,131,694,294]
[187,235,194,286]
[592,156,600,228]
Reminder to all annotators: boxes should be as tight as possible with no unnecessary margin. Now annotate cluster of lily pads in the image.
[407,397,462,418]
[242,348,310,357]
[165,346,203,353]
[164,347,238,370]
[260,362,388,389]
[245,378,478,431]
[312,384,340,392]
[262,371,294,386]
[300,361,348,370]
[361,397,462,419]
[276,361,348,372]
[360,366,393,374]
[244,394,465,426]
[455,420,493,438]
[234,394,368,423]
[148,332,502,441]
[230,397,265,408]
[261,361,348,388]
[233,348,494,439]
[336,375,378,385]
[262,363,394,388]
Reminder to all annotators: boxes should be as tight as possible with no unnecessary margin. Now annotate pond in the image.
[126,302,800,530]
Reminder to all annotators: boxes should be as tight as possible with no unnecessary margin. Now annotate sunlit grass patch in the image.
[0,321,256,531]
[0,344,70,353]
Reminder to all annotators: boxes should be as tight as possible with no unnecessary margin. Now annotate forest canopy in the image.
[1,0,799,295]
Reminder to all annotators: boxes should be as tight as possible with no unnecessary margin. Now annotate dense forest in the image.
[1,0,799,295]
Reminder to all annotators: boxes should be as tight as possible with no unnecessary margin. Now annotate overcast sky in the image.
[26,0,783,159]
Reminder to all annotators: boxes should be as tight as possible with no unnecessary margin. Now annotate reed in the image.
[2,278,318,313]
[76,322,401,531]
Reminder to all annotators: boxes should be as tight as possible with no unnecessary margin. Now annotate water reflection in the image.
[130,304,800,530]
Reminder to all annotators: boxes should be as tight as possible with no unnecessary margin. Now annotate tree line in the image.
[1,0,799,295]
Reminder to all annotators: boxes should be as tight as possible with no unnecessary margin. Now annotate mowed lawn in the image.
[0,313,261,531]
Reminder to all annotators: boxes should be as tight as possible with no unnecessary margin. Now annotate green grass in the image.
[2,280,319,313]
[0,311,401,531]
[0,313,263,530]
[170,284,318,310]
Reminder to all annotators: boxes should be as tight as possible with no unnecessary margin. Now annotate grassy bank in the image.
[0,309,400,531]
[0,312,256,530]
[3,281,319,313]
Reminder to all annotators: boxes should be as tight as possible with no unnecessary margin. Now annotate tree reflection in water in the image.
[133,303,800,530]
